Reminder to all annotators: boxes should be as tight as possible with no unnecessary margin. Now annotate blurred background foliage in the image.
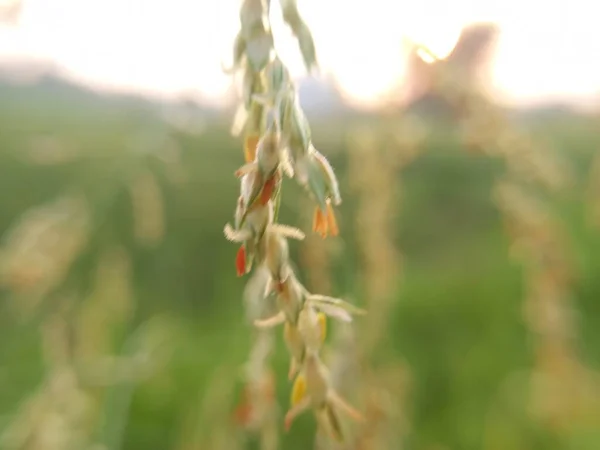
[1,65,600,450]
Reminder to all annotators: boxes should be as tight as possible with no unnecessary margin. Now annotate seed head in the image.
[224,0,365,442]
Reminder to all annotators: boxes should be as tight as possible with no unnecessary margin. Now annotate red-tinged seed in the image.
[236,245,246,276]
[259,176,276,205]
[284,414,293,432]
[232,388,252,426]
[276,281,285,293]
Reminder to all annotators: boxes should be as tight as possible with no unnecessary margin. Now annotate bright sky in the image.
[0,0,598,109]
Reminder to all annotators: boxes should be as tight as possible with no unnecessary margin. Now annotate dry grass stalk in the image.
[175,365,244,450]
[407,36,600,436]
[234,332,279,450]
[1,216,166,450]
[328,121,423,450]
[348,122,423,355]
[0,194,90,317]
[1,296,94,450]
[1,247,165,450]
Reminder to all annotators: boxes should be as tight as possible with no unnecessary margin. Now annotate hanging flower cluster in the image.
[223,0,365,442]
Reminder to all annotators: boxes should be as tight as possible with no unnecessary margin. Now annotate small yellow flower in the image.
[290,370,306,406]
[317,312,327,344]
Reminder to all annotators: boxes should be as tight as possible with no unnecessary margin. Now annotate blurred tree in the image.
[399,23,500,119]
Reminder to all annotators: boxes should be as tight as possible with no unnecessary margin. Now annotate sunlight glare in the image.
[0,0,598,108]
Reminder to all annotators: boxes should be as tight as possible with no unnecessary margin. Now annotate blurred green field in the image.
[1,80,600,450]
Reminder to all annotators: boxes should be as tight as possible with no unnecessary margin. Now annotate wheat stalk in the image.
[339,120,423,450]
